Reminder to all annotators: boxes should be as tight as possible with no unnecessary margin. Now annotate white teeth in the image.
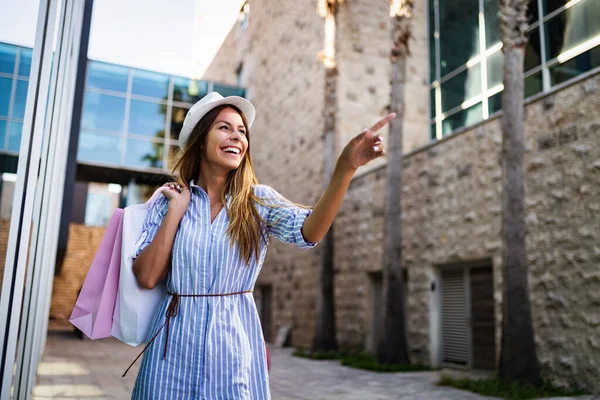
[222,147,240,154]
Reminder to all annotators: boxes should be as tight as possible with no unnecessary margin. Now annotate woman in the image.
[130,92,394,399]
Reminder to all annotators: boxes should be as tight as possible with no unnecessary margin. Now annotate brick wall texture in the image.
[203,0,600,392]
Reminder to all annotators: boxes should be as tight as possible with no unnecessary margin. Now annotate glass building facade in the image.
[79,60,245,172]
[0,41,246,226]
[0,43,33,153]
[0,41,246,172]
[428,0,600,139]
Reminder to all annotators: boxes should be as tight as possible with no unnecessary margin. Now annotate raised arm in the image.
[301,113,395,243]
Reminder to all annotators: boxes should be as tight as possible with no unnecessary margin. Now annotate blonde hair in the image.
[171,104,268,264]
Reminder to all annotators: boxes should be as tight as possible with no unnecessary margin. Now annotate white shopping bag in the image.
[112,189,168,346]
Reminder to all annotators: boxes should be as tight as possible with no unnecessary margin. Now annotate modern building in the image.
[0,29,247,399]
[203,0,600,392]
[0,41,245,226]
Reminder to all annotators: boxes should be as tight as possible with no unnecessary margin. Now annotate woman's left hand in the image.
[339,113,396,171]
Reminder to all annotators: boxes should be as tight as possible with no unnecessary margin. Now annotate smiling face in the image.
[202,107,249,173]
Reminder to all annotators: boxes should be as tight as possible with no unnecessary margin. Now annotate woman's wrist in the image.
[335,156,358,176]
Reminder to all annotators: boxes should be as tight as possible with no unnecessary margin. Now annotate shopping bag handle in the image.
[146,187,166,207]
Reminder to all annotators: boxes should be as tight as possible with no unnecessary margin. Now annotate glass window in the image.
[528,0,540,24]
[170,106,189,140]
[125,139,164,169]
[13,80,29,119]
[0,43,17,75]
[430,122,437,141]
[441,63,482,112]
[8,122,23,152]
[428,0,437,83]
[18,48,32,77]
[543,0,569,16]
[0,77,11,117]
[525,71,543,97]
[85,190,117,227]
[213,83,245,98]
[0,120,6,149]
[81,91,126,132]
[131,69,169,99]
[77,131,123,164]
[525,28,542,72]
[430,89,436,120]
[438,0,480,77]
[484,0,500,48]
[442,102,483,135]
[487,50,503,88]
[173,77,208,103]
[488,92,502,114]
[550,46,600,85]
[128,99,166,139]
[86,61,129,93]
[545,0,600,60]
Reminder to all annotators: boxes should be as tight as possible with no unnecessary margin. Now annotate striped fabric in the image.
[131,182,316,400]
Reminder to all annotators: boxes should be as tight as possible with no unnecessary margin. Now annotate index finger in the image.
[368,113,396,133]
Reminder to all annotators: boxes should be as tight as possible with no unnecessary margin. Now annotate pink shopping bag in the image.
[69,208,124,339]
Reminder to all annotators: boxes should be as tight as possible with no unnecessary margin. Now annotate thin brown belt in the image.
[122,290,253,377]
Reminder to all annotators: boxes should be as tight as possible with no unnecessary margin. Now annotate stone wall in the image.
[336,0,429,163]
[335,72,600,391]
[203,0,600,391]
[203,0,326,346]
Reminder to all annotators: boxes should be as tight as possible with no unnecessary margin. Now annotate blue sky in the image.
[0,0,243,78]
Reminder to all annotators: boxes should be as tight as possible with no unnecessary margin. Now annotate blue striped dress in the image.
[131,182,316,400]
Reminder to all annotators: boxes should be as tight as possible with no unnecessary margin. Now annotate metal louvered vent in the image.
[441,269,468,365]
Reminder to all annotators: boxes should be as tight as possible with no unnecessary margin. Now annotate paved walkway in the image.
[34,332,595,400]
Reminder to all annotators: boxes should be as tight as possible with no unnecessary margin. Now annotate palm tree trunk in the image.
[498,0,541,386]
[377,2,413,365]
[313,1,339,353]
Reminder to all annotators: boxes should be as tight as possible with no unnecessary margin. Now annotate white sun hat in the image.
[178,91,256,149]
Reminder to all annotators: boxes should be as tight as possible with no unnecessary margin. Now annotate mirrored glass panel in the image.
[429,0,436,83]
[442,102,483,135]
[173,77,207,103]
[0,120,6,149]
[132,69,169,100]
[430,88,435,120]
[0,43,16,74]
[543,0,570,16]
[550,46,600,85]
[487,50,503,88]
[86,61,129,93]
[0,77,11,117]
[213,83,245,98]
[81,92,126,132]
[170,106,188,140]
[545,0,600,60]
[8,122,22,152]
[484,0,500,48]
[77,131,123,164]
[525,28,542,71]
[125,139,164,169]
[438,0,480,77]
[128,99,166,139]
[18,48,32,77]
[525,71,543,97]
[13,80,28,119]
[488,92,502,114]
[441,63,482,112]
